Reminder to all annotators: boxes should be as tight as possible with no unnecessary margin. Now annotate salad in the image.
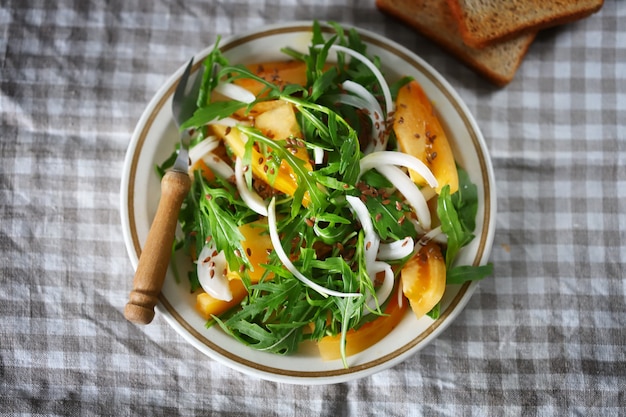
[158,22,492,366]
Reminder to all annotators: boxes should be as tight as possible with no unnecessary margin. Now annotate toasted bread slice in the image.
[448,0,604,48]
[375,0,536,86]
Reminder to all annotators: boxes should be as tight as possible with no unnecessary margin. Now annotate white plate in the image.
[120,22,496,385]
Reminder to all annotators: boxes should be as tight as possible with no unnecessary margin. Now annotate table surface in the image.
[1,0,624,415]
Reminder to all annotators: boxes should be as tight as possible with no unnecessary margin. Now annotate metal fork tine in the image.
[172,58,194,123]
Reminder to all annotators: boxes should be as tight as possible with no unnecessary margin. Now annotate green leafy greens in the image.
[161,21,493,367]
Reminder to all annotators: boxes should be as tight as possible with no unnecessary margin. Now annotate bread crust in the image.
[447,0,604,48]
[376,0,536,86]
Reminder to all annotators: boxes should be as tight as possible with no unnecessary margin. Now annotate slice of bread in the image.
[375,0,536,86]
[448,0,604,48]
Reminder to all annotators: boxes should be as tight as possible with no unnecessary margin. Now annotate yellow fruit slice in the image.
[400,241,446,319]
[227,219,274,283]
[233,60,309,96]
[316,285,407,360]
[195,279,248,320]
[394,80,458,194]
[210,101,312,206]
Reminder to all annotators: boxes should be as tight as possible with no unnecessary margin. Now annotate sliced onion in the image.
[378,237,414,261]
[267,198,361,299]
[342,80,386,152]
[342,81,383,119]
[313,147,325,165]
[346,195,379,270]
[201,152,234,179]
[235,157,268,216]
[359,151,438,189]
[320,44,393,114]
[397,281,404,308]
[196,243,232,302]
[376,164,432,230]
[214,82,256,104]
[332,93,370,110]
[419,225,447,246]
[206,116,246,127]
[364,261,394,315]
[333,92,385,154]
[189,136,219,166]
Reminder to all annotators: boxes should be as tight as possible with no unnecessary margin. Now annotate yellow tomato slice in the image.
[400,241,446,319]
[195,279,248,320]
[227,219,274,283]
[316,286,408,360]
[210,101,313,206]
[394,80,458,194]
[233,60,309,96]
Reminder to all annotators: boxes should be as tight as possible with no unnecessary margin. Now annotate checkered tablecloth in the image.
[1,0,624,415]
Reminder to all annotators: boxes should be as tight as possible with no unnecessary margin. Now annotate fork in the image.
[124,58,200,325]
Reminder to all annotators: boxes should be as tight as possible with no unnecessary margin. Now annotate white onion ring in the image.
[333,93,370,110]
[364,261,394,315]
[214,82,256,104]
[201,152,234,180]
[235,157,268,216]
[189,136,219,166]
[205,117,250,128]
[359,151,438,189]
[346,195,380,271]
[196,243,232,302]
[319,44,393,114]
[313,147,325,165]
[378,237,415,261]
[419,225,447,246]
[342,80,386,152]
[375,164,432,230]
[267,198,362,299]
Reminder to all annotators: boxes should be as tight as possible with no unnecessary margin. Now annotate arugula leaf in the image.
[437,173,493,285]
[389,76,413,100]
[237,125,328,211]
[217,277,317,355]
[220,64,282,98]
[447,264,493,285]
[426,302,440,320]
[310,66,338,101]
[180,100,248,130]
[281,95,361,183]
[437,184,474,268]
[364,194,417,241]
[190,171,254,271]
[197,38,229,108]
[452,167,478,232]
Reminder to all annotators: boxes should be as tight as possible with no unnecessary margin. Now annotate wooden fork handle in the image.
[124,170,191,324]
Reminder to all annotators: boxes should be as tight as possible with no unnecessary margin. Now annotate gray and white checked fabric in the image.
[1,0,624,415]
